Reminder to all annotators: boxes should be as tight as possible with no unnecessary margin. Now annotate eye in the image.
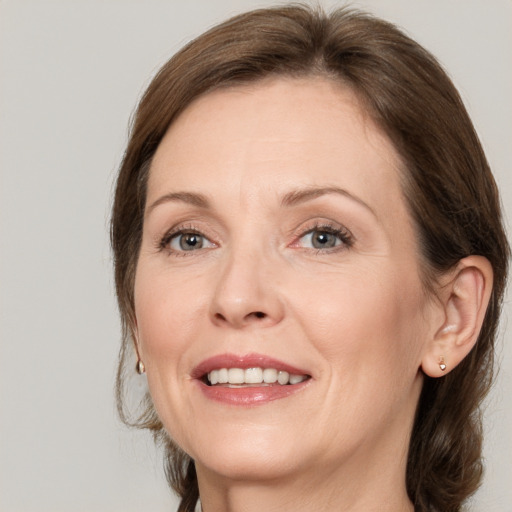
[303,230,339,249]
[162,230,215,253]
[296,225,353,250]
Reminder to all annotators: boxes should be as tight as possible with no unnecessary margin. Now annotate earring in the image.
[136,360,146,374]
[439,357,447,372]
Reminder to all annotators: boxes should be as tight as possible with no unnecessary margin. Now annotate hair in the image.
[111,4,509,512]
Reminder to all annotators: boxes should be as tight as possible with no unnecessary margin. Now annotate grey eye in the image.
[169,232,213,252]
[299,230,343,249]
[312,231,339,248]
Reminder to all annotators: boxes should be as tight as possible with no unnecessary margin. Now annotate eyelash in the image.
[158,224,211,256]
[157,221,354,256]
[292,221,354,252]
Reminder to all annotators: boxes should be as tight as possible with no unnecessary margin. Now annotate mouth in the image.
[193,353,312,405]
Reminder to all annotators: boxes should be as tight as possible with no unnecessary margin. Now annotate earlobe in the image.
[132,331,147,375]
[421,256,493,378]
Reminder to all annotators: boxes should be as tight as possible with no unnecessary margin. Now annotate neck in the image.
[196,437,414,512]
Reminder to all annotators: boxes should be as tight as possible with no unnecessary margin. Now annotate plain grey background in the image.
[1,0,510,510]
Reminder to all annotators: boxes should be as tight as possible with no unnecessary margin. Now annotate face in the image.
[134,77,434,484]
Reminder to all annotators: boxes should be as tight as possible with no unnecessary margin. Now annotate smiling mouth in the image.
[204,367,311,387]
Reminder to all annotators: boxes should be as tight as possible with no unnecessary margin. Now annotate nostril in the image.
[211,309,271,327]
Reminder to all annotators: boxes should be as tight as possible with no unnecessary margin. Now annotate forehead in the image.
[148,76,408,227]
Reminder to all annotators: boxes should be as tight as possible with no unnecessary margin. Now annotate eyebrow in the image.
[146,186,376,218]
[280,186,377,217]
[147,191,210,215]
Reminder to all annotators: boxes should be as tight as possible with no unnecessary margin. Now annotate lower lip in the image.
[196,380,310,406]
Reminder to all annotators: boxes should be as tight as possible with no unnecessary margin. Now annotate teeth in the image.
[218,368,228,384]
[228,368,244,384]
[289,374,305,385]
[277,371,289,385]
[206,367,308,386]
[245,367,263,384]
[209,370,219,385]
[263,368,277,383]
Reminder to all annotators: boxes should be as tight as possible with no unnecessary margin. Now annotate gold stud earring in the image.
[136,360,146,374]
[439,357,446,372]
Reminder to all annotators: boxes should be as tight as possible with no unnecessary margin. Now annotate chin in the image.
[183,423,310,482]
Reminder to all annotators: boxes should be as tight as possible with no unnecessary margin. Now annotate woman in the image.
[111,5,509,512]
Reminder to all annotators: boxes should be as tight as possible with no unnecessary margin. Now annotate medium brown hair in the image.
[111,5,509,511]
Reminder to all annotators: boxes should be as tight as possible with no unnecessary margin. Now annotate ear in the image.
[421,256,493,377]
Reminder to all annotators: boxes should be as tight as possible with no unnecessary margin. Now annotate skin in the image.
[133,77,491,512]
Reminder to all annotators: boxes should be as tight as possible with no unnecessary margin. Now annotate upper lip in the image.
[191,353,311,380]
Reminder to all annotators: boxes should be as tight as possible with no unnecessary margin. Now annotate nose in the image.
[209,246,285,329]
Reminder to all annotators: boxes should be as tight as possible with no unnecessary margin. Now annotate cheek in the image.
[133,263,207,368]
[291,265,426,378]
[133,264,208,440]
